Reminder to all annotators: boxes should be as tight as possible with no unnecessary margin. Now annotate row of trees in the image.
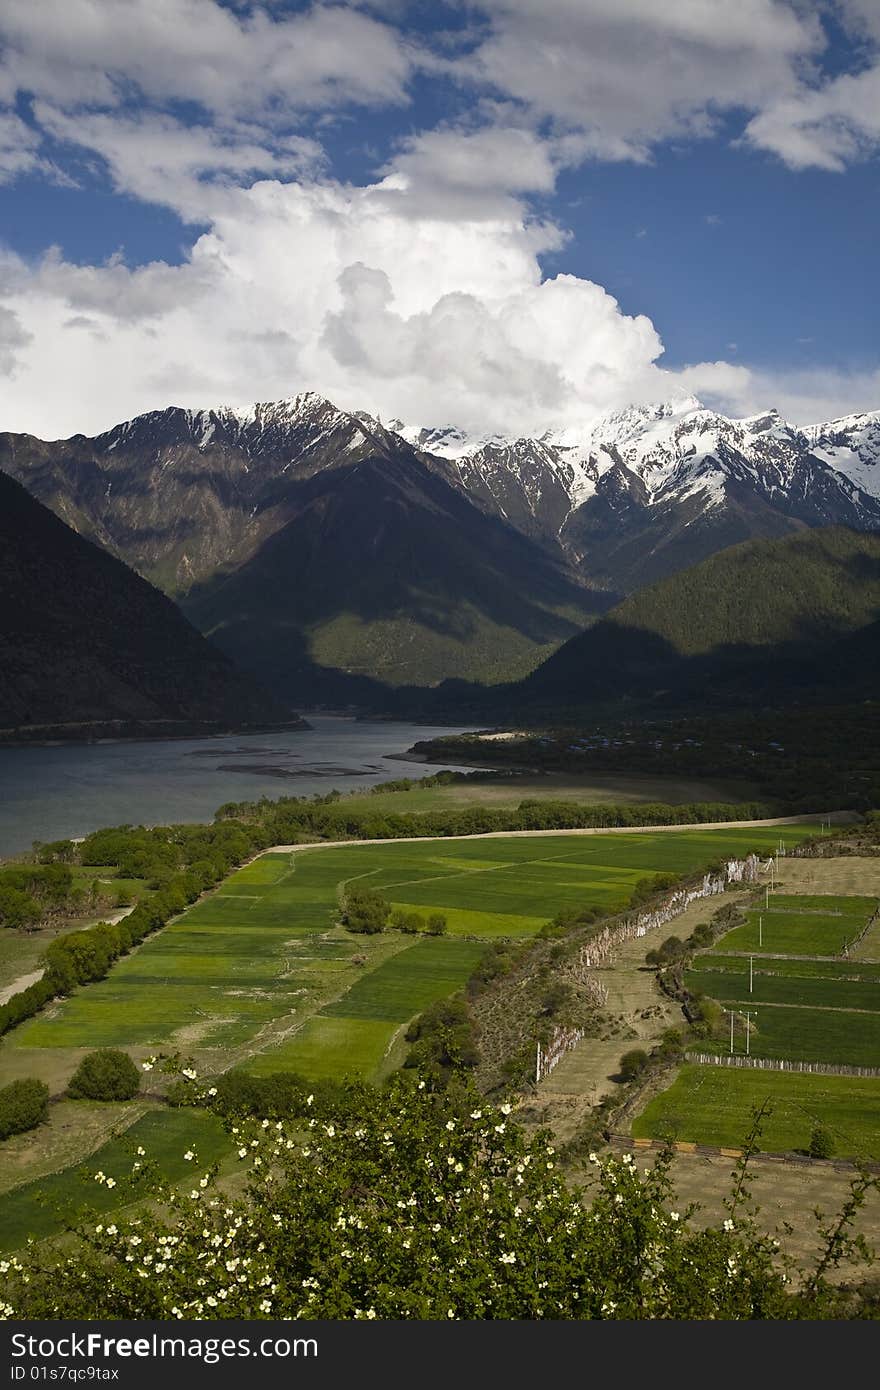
[217,793,773,844]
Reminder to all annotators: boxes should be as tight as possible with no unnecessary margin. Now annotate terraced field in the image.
[718,896,876,956]
[686,892,880,1066]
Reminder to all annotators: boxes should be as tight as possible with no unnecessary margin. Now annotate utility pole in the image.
[728,1008,735,1055]
[745,1011,753,1057]
[758,914,763,948]
[749,955,754,994]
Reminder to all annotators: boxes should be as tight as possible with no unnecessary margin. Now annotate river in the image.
[0,716,477,858]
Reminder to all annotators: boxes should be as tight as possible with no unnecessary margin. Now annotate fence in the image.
[535,853,762,1083]
[573,852,760,972]
[687,1052,880,1079]
[536,1027,586,1083]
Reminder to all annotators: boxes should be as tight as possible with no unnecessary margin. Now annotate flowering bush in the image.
[3,1076,874,1320]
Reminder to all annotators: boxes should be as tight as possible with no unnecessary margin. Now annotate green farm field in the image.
[685,965,880,1013]
[696,1004,880,1067]
[688,889,880,1065]
[718,896,876,956]
[0,1107,232,1253]
[632,1064,880,1158]
[692,955,880,982]
[335,770,761,815]
[3,823,815,1096]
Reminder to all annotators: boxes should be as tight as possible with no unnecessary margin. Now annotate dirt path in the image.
[0,906,136,1008]
[0,970,43,1007]
[526,891,750,1143]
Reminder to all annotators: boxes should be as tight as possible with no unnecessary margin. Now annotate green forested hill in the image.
[515,526,880,710]
[596,526,880,654]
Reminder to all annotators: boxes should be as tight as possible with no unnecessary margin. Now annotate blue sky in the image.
[0,1,878,437]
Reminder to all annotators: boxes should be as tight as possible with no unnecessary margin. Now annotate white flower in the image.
[588,1153,599,1165]
[141,1062,153,1072]
[499,1252,516,1265]
[207,1087,217,1097]
[238,1148,248,1159]
[260,1299,272,1313]
[723,1219,735,1233]
[500,1103,512,1115]
[183,1151,195,1161]
[105,1178,116,1189]
[670,1212,680,1222]
[95,1224,104,1234]
[136,1147,145,1156]
[306,1094,314,1106]
[470,1110,482,1119]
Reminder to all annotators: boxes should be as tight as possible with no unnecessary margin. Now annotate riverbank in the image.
[0,716,312,748]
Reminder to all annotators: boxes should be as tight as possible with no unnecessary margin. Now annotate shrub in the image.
[342,887,390,934]
[618,1048,650,1082]
[809,1124,835,1160]
[67,1049,141,1101]
[0,1078,49,1140]
[405,998,480,1080]
[426,913,448,936]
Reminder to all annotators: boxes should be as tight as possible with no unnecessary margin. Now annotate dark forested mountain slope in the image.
[0,469,295,735]
[182,449,607,700]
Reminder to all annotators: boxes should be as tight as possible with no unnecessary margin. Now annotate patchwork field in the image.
[633,1064,880,1158]
[3,824,814,1098]
[631,875,880,1160]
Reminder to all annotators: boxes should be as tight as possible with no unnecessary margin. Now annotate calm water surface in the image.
[0,716,478,857]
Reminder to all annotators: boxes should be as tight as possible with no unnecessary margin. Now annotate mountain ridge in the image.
[4,391,879,699]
